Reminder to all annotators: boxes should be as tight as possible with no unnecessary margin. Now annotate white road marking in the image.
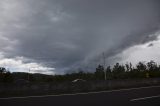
[1,85,160,100]
[130,95,160,101]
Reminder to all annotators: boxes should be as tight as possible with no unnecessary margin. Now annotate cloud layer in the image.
[0,0,160,74]
[116,32,160,65]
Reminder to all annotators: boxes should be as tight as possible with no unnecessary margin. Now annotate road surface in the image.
[1,85,160,106]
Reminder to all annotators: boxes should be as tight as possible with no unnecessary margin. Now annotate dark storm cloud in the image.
[1,0,160,73]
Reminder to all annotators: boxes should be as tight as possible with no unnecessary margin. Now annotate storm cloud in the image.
[0,0,160,74]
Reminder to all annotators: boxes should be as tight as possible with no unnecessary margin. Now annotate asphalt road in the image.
[1,86,160,106]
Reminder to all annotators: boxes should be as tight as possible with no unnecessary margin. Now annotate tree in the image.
[95,65,104,80]
[0,67,6,82]
[0,67,13,83]
[3,71,13,83]
[0,67,6,74]
[105,66,112,79]
[147,61,157,71]
[112,63,125,79]
[136,62,147,72]
[125,63,129,72]
[129,62,133,71]
[147,61,160,77]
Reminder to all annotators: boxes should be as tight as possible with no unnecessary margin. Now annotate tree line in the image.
[1,61,160,83]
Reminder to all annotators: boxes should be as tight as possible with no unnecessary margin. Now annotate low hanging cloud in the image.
[0,54,55,75]
[115,32,160,65]
[0,0,160,74]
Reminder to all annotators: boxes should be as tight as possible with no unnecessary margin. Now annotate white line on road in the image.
[1,85,160,100]
[130,95,160,101]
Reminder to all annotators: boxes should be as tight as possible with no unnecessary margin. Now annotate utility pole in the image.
[102,52,106,80]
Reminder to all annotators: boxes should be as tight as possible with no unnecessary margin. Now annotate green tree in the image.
[125,63,129,72]
[112,63,126,79]
[147,61,157,71]
[95,65,104,80]
[136,62,147,72]
[105,66,112,79]
[0,67,6,73]
[3,71,13,83]
[0,67,13,83]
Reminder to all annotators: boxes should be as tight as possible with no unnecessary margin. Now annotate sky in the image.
[0,0,160,74]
